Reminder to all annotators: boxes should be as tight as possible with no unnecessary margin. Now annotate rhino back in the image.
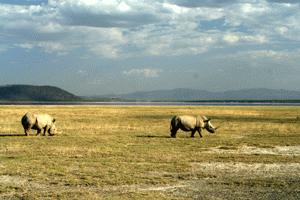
[178,115,197,130]
[36,114,54,128]
[21,112,37,127]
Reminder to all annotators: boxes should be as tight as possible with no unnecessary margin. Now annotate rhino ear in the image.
[204,118,211,122]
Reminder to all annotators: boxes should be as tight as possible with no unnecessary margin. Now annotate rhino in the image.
[21,112,56,136]
[170,115,218,138]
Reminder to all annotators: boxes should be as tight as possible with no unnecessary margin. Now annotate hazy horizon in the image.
[2,84,300,97]
[1,0,300,96]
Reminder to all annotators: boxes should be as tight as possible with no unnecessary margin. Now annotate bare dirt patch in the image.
[98,184,187,193]
[172,162,300,199]
[0,175,27,186]
[205,145,300,156]
[191,162,300,178]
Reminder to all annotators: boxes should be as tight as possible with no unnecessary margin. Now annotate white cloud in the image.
[162,2,189,15]
[90,44,121,59]
[240,3,269,14]
[223,1,300,42]
[223,33,268,44]
[80,27,127,58]
[117,2,131,12]
[123,68,162,78]
[15,43,34,49]
[243,35,267,43]
[37,22,64,34]
[223,34,240,43]
[276,26,288,35]
[0,0,299,59]
[50,0,159,28]
[1,0,300,95]
[15,41,68,54]
[36,41,68,54]
[170,0,240,8]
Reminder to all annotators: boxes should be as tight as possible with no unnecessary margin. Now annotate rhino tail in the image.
[170,116,178,131]
[21,115,28,129]
[21,115,26,125]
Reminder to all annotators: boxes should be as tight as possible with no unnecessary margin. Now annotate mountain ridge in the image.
[0,84,81,101]
[1,85,300,101]
[108,88,300,101]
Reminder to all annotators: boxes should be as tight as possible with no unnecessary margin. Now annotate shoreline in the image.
[1,101,300,106]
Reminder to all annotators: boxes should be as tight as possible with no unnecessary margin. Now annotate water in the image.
[1,101,300,106]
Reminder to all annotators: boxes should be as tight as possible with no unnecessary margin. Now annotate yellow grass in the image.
[0,105,300,199]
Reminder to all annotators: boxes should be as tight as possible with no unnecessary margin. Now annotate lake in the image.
[1,101,300,106]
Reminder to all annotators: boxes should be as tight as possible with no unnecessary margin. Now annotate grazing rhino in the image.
[170,115,217,138]
[21,112,56,136]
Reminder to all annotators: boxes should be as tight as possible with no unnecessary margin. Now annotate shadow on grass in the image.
[0,133,26,137]
[136,135,171,139]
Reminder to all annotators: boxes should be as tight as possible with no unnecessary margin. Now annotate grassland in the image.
[0,105,299,199]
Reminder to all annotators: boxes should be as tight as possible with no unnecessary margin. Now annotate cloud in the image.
[90,44,121,59]
[223,34,240,43]
[0,0,299,59]
[223,33,267,44]
[0,0,47,5]
[15,41,68,54]
[169,0,239,8]
[123,68,162,78]
[267,0,299,4]
[0,1,160,57]
[171,0,300,8]
[50,0,159,28]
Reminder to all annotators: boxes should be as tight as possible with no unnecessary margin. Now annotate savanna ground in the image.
[0,105,299,199]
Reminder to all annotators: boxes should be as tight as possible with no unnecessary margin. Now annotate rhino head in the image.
[48,118,56,136]
[203,118,218,133]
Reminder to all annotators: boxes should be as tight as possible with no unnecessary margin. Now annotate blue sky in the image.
[0,0,300,95]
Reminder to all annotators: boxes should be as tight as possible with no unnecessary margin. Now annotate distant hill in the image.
[0,85,81,101]
[2,85,299,102]
[109,88,300,101]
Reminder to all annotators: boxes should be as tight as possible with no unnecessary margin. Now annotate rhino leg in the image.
[42,127,47,136]
[22,124,31,136]
[170,130,177,138]
[170,117,178,138]
[24,129,30,136]
[48,129,54,136]
[197,129,203,138]
[170,125,178,138]
[191,130,196,138]
[36,129,42,136]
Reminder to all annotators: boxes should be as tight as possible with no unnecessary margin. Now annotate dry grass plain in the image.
[0,105,300,199]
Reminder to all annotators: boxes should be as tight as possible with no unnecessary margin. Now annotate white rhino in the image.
[170,115,217,138]
[21,112,56,136]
